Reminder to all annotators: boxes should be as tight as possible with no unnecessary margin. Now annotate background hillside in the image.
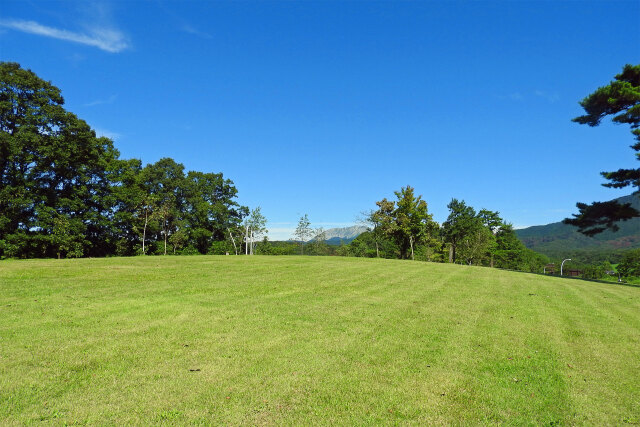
[516,194,640,258]
[322,225,368,245]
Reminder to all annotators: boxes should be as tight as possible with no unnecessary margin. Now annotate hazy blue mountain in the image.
[317,225,369,245]
[516,194,640,257]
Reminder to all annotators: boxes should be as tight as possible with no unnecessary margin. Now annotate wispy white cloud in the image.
[534,90,559,103]
[84,94,117,107]
[94,128,121,140]
[0,19,129,53]
[155,2,213,40]
[181,24,212,39]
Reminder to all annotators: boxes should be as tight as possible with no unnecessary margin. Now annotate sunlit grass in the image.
[1,256,638,424]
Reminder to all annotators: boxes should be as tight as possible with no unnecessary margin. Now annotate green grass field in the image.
[1,256,639,425]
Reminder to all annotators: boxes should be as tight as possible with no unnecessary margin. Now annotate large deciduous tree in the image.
[182,170,247,254]
[442,199,479,263]
[373,186,438,260]
[563,64,640,236]
[0,62,248,258]
[0,62,120,258]
[393,186,437,260]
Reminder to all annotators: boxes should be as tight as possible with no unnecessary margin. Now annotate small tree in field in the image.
[244,207,267,255]
[294,214,313,254]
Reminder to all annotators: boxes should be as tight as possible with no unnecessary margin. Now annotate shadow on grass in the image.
[524,270,640,289]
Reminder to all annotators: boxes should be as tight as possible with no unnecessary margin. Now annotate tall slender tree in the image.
[244,207,267,255]
[294,214,313,255]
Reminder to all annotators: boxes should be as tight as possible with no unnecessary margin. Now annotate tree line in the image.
[0,62,252,259]
[334,186,549,272]
[5,61,632,279]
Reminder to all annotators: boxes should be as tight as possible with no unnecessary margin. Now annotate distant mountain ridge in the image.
[318,225,368,245]
[516,194,640,256]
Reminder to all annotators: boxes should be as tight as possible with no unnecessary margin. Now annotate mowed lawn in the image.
[1,256,638,425]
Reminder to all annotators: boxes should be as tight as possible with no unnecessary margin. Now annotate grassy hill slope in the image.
[1,256,638,424]
[516,194,640,257]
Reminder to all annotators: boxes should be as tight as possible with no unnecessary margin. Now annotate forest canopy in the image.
[0,62,247,258]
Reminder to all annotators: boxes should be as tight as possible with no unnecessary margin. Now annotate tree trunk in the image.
[448,244,453,263]
[163,220,167,256]
[375,241,379,258]
[410,236,414,260]
[142,209,148,255]
[228,228,238,255]
[245,225,249,255]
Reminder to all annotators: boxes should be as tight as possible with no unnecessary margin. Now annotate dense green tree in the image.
[109,158,144,256]
[393,186,437,260]
[442,199,479,263]
[457,225,493,266]
[371,186,438,260]
[371,198,396,257]
[617,248,640,279]
[361,209,381,257]
[493,224,548,272]
[478,209,502,267]
[140,158,185,255]
[182,170,246,255]
[0,62,120,258]
[339,230,398,259]
[0,62,247,259]
[564,64,640,236]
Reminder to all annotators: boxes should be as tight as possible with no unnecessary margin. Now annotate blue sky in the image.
[2,1,639,239]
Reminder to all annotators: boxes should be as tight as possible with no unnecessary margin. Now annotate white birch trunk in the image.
[228,228,238,255]
[245,225,249,255]
[410,235,414,261]
[142,209,148,255]
[163,220,167,256]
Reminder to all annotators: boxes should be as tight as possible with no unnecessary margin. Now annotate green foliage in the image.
[0,62,247,259]
[581,262,611,280]
[256,240,299,255]
[294,214,313,254]
[0,62,120,258]
[244,207,268,255]
[443,199,487,264]
[617,248,640,278]
[493,224,549,272]
[564,64,640,235]
[343,192,546,273]
[305,228,330,256]
[208,240,233,255]
[519,193,640,257]
[457,225,493,266]
[371,186,439,260]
